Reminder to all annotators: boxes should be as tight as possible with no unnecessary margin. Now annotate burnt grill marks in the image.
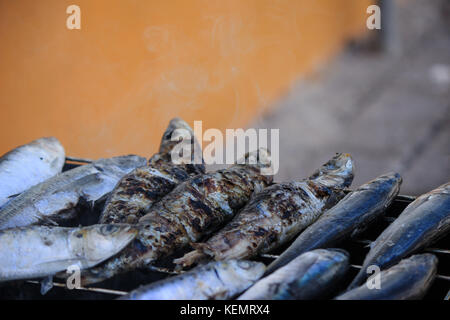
[188,199,214,218]
[100,161,205,224]
[252,227,268,237]
[157,168,266,241]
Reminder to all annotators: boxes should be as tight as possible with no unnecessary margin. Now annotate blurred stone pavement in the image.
[250,0,449,195]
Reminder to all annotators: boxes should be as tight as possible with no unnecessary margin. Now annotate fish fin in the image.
[209,289,229,300]
[350,226,367,239]
[147,265,184,275]
[347,268,368,291]
[54,173,102,194]
[7,193,21,199]
[40,275,54,295]
[77,194,95,210]
[173,249,209,269]
[40,216,59,226]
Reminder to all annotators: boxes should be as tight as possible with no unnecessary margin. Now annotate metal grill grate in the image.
[0,158,448,300]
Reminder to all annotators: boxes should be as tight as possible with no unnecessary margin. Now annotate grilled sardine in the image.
[99,118,205,224]
[119,260,265,300]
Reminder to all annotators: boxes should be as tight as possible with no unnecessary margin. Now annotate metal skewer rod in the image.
[26,280,127,296]
[65,156,93,163]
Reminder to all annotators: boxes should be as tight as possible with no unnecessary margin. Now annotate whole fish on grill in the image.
[238,249,349,300]
[99,118,205,224]
[118,260,266,300]
[336,254,438,300]
[0,155,147,230]
[78,149,273,285]
[266,173,402,275]
[174,153,354,268]
[0,224,137,282]
[348,182,450,289]
[0,137,65,208]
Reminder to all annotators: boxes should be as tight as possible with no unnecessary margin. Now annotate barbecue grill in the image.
[0,157,448,300]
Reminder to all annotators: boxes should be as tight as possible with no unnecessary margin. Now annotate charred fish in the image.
[174,153,354,268]
[266,172,402,274]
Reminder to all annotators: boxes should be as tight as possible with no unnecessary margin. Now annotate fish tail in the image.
[264,249,299,276]
[79,268,114,286]
[347,268,367,290]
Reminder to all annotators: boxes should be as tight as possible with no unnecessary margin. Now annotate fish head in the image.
[163,118,194,139]
[401,253,439,273]
[221,260,266,283]
[320,248,350,262]
[235,148,274,180]
[71,224,138,266]
[363,172,403,197]
[238,148,271,167]
[158,117,204,166]
[31,137,65,171]
[308,153,355,189]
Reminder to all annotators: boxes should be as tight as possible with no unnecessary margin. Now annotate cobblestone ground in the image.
[250,0,449,195]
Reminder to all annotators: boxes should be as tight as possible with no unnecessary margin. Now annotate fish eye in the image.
[237,261,252,270]
[100,224,119,235]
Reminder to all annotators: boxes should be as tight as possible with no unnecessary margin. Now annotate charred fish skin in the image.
[0,155,147,230]
[79,149,273,285]
[238,249,349,300]
[348,182,450,289]
[118,260,266,300]
[174,153,354,268]
[99,118,205,225]
[336,254,438,300]
[265,172,402,275]
[0,137,65,208]
[0,224,137,282]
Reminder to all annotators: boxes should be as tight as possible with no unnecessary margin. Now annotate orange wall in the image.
[0,0,371,159]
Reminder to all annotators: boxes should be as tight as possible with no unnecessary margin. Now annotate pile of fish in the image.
[0,117,448,300]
